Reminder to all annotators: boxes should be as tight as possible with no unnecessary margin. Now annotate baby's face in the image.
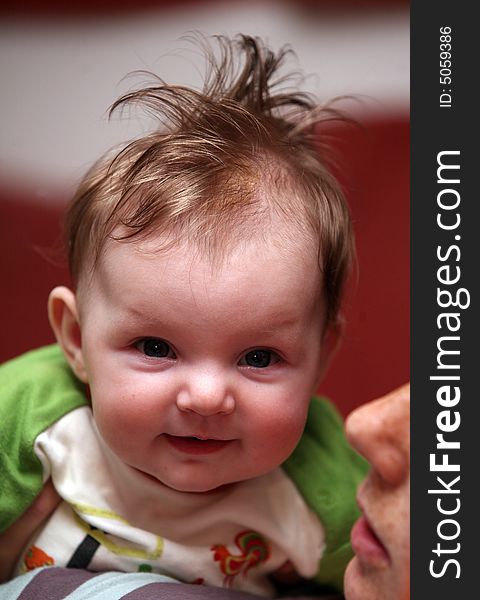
[75,229,328,492]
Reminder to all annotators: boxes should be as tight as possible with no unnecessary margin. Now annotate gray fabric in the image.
[124,581,343,600]
[122,581,263,599]
[17,567,97,599]
[0,568,344,599]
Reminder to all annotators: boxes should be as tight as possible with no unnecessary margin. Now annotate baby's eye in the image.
[239,349,280,369]
[136,338,176,359]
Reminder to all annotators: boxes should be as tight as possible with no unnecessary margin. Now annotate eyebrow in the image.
[257,323,298,336]
[252,315,307,343]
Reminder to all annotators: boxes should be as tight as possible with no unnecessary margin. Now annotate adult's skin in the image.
[0,478,60,581]
[344,384,410,600]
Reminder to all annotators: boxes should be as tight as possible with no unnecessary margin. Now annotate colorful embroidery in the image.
[211,530,270,587]
[24,545,54,570]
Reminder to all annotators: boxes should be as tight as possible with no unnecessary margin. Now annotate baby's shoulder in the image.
[284,395,367,489]
[1,343,72,379]
[282,396,368,591]
[0,345,88,533]
[0,344,88,439]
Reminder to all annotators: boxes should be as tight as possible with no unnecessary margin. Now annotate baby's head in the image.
[49,35,354,492]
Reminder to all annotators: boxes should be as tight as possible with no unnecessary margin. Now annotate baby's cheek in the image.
[252,405,307,459]
[272,397,309,431]
[91,388,140,437]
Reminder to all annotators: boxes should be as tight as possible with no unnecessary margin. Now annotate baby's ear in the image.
[48,286,88,383]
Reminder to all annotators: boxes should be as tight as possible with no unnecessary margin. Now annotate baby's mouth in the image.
[164,433,232,455]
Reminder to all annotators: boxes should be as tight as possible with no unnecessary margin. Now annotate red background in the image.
[0,116,409,416]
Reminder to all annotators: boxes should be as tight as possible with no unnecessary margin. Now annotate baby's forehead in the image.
[76,183,323,305]
[80,225,325,335]
[109,210,318,270]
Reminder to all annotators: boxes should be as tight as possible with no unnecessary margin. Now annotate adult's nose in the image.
[345,384,410,485]
[175,367,235,417]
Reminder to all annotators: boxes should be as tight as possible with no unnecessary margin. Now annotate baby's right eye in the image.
[135,338,176,359]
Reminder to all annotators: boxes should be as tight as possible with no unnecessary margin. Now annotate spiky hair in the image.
[66,34,354,329]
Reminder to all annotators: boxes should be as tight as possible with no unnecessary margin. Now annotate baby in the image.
[0,35,366,596]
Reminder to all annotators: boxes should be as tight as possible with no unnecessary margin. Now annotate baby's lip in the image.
[168,433,231,441]
[163,433,233,455]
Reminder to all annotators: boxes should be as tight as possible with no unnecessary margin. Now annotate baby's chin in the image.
[159,467,293,494]
[180,482,237,494]
[160,476,237,494]
[140,468,239,494]
[134,459,283,494]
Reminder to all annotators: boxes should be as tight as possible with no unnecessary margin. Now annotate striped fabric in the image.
[0,568,343,599]
[0,569,178,600]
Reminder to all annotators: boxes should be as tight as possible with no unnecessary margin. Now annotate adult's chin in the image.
[344,556,361,600]
[344,556,378,600]
[344,556,409,600]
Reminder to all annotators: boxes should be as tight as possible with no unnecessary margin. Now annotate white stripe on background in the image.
[0,1,408,197]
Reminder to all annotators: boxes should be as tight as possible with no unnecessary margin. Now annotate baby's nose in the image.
[176,371,235,416]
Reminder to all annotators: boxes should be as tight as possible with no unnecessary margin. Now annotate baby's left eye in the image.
[239,349,281,369]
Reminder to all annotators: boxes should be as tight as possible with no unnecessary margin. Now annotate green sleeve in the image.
[0,344,88,532]
[282,396,368,592]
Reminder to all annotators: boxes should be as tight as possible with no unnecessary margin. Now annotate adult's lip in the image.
[163,433,233,455]
[351,498,390,567]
